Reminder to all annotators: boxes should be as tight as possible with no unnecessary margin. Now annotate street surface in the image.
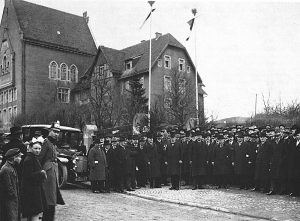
[56,184,261,221]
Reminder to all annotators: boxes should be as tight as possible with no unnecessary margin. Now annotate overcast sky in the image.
[1,0,300,120]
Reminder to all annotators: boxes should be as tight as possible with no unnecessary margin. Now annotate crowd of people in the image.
[0,124,64,221]
[1,122,300,221]
[88,124,300,197]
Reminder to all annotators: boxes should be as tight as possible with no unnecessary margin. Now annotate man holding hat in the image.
[0,148,23,221]
[38,122,64,221]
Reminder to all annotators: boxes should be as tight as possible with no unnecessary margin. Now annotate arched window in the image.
[60,63,68,81]
[49,61,58,79]
[70,64,78,82]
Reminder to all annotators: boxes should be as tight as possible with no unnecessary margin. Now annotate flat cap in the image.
[5,148,23,159]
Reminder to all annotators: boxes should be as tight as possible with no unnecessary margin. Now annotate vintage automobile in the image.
[22,124,89,188]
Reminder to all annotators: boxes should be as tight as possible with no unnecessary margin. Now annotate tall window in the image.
[178,58,185,72]
[13,106,17,116]
[70,65,78,82]
[0,92,2,105]
[4,91,7,104]
[139,76,144,88]
[3,109,6,123]
[8,89,12,102]
[60,63,68,81]
[13,88,17,101]
[157,59,162,67]
[49,61,58,79]
[164,55,171,69]
[164,75,172,92]
[8,107,12,120]
[187,66,191,73]
[179,78,186,94]
[57,88,70,103]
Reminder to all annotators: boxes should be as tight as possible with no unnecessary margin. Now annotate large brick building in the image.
[73,32,206,129]
[0,0,97,131]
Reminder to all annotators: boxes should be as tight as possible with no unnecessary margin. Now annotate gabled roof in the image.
[12,0,97,55]
[100,46,124,73]
[120,33,185,76]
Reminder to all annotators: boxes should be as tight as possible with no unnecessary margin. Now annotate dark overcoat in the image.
[0,162,21,221]
[21,152,47,217]
[182,141,192,174]
[289,139,300,179]
[213,144,231,175]
[114,145,127,178]
[145,143,161,178]
[88,145,107,181]
[254,141,272,181]
[38,137,64,206]
[270,140,284,180]
[166,141,182,176]
[156,140,168,177]
[190,141,207,176]
[125,144,137,176]
[233,142,249,175]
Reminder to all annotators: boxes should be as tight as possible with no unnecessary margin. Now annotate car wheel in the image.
[58,163,68,189]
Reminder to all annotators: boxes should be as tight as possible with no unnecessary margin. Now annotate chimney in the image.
[155,32,162,40]
[83,11,89,24]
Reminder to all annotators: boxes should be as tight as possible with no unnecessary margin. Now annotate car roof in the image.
[22,124,81,132]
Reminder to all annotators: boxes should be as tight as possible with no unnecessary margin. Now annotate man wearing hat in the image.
[252,132,272,193]
[0,148,23,221]
[1,126,27,169]
[38,123,64,221]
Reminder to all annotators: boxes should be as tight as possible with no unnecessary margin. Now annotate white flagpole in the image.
[148,1,155,129]
[192,8,199,126]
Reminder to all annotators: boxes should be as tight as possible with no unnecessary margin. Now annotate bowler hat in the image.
[10,126,22,136]
[5,148,23,159]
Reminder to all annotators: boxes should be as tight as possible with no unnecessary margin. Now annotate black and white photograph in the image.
[0,0,300,220]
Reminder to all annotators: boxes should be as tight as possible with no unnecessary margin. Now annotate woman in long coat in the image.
[21,140,48,220]
[88,143,107,193]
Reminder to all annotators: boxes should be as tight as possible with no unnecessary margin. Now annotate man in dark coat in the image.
[288,129,300,196]
[0,148,23,221]
[166,132,183,190]
[155,132,168,186]
[145,134,161,188]
[181,132,192,186]
[136,136,148,188]
[38,123,65,221]
[232,134,251,189]
[190,134,208,190]
[212,135,231,188]
[88,138,107,193]
[252,132,273,193]
[113,136,128,193]
[21,139,48,219]
[267,133,284,195]
[125,136,138,191]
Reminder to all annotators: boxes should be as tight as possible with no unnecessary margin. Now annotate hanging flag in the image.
[139,8,156,29]
[186,18,195,41]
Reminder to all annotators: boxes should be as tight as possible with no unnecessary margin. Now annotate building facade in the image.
[74,32,206,129]
[0,0,97,131]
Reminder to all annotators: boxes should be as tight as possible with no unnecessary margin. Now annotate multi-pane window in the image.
[49,61,58,79]
[13,88,17,101]
[60,63,68,81]
[164,75,172,92]
[57,88,70,103]
[157,59,162,67]
[3,109,6,123]
[178,58,185,72]
[70,65,78,82]
[0,92,2,105]
[187,66,191,73]
[164,55,171,69]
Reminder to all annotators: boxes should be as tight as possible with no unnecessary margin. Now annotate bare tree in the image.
[164,67,197,127]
